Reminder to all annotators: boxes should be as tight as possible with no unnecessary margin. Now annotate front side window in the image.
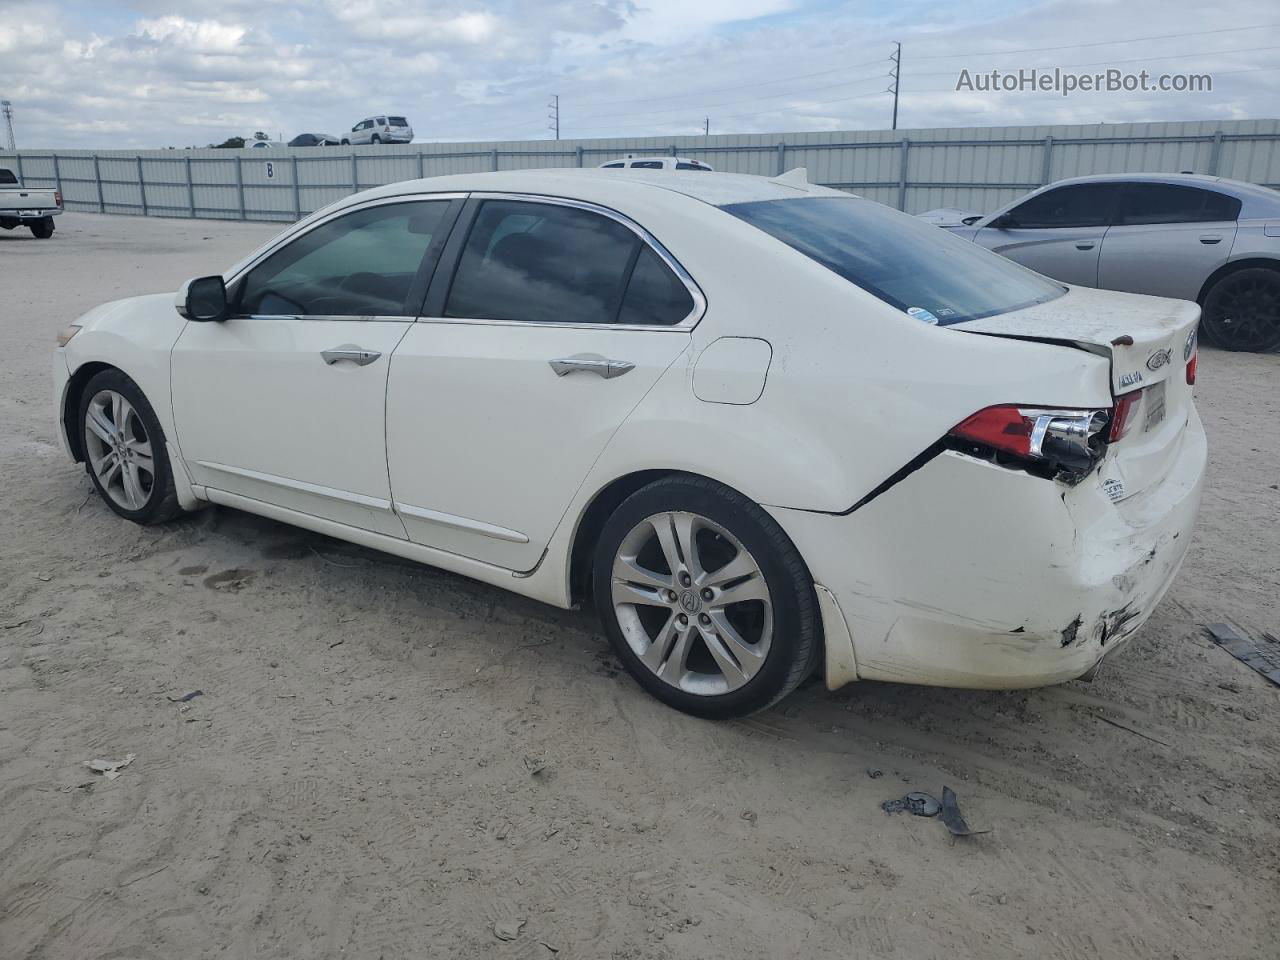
[1115,183,1241,225]
[1004,183,1123,229]
[722,197,1065,326]
[602,162,625,169]
[444,199,693,326]
[236,201,450,317]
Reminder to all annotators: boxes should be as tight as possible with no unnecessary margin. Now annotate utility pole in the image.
[548,95,560,140]
[703,117,710,136]
[1,100,15,151]
[889,42,901,131]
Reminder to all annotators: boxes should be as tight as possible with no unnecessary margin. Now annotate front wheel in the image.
[78,369,184,524]
[592,475,822,718]
[1200,267,1280,352]
[30,218,54,239]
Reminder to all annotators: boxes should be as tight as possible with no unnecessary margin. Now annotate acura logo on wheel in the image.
[680,591,701,613]
[1146,348,1173,371]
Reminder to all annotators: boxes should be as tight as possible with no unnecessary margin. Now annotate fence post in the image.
[897,138,910,211]
[669,144,678,157]
[52,153,62,198]
[1208,130,1224,176]
[349,153,357,194]
[15,153,22,184]
[1040,135,1054,185]
[576,145,584,168]
[137,156,149,216]
[417,150,425,179]
[235,156,245,220]
[491,149,499,172]
[291,156,301,220]
[775,142,785,175]
[93,155,104,213]
[185,156,195,217]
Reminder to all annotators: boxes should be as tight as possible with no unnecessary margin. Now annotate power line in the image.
[907,44,1280,79]
[904,22,1280,62]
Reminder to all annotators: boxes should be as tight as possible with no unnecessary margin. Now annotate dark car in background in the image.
[288,133,342,147]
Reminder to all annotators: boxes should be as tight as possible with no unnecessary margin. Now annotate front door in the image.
[172,197,459,538]
[974,182,1124,288]
[386,197,699,570]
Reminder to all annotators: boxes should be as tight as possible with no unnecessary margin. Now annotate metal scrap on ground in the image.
[1205,623,1280,687]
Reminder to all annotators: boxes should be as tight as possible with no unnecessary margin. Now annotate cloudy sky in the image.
[0,0,1276,148]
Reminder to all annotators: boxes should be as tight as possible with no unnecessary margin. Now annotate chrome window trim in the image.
[223,192,469,312]
[422,191,707,332]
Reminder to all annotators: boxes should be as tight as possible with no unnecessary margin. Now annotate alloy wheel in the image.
[1203,271,1280,351]
[610,511,773,696]
[83,389,155,511]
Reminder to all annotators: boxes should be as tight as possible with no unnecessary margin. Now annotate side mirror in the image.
[176,275,229,322]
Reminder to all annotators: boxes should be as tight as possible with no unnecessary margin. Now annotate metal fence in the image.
[4,118,1278,223]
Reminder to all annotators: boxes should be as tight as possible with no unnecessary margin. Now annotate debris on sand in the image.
[83,754,136,780]
[938,786,989,837]
[493,918,526,941]
[882,791,940,817]
[166,690,203,703]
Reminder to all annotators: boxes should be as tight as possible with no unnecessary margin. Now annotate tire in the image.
[78,369,184,525]
[30,218,54,239]
[341,139,350,145]
[592,475,822,718]
[371,134,381,145]
[1200,267,1280,352]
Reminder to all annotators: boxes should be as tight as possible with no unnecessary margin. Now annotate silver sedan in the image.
[934,173,1280,351]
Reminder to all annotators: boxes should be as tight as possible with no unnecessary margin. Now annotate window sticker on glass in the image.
[907,306,939,325]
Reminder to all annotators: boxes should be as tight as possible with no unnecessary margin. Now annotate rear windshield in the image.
[722,197,1065,325]
[388,117,408,126]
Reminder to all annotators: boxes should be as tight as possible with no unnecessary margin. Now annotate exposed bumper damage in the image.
[770,406,1206,690]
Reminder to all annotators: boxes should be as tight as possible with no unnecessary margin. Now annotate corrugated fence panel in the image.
[2,119,1275,222]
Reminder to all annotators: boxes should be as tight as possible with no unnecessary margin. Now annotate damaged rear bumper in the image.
[769,406,1206,690]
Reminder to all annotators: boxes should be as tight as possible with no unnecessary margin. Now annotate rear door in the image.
[1097,182,1239,301]
[974,182,1123,287]
[386,195,700,570]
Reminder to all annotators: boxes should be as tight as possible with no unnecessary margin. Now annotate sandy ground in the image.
[1,213,1278,960]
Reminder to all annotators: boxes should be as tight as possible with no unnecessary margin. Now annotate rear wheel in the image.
[341,138,350,145]
[1200,267,1280,352]
[78,369,183,524]
[592,475,821,718]
[371,134,381,145]
[30,218,54,239]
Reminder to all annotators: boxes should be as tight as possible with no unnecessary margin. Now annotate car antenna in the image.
[769,167,809,190]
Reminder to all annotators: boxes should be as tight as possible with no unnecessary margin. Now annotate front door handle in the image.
[1075,241,1096,250]
[548,354,635,379]
[1199,234,1223,244]
[322,345,381,366]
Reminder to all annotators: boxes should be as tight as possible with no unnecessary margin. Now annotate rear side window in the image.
[1005,183,1123,228]
[0,168,17,185]
[237,201,450,317]
[1115,183,1241,225]
[675,162,709,171]
[630,161,665,169]
[388,117,408,127]
[445,200,693,326]
[722,197,1065,326]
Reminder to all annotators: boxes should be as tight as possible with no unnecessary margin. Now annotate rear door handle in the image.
[322,345,381,366]
[549,355,634,379]
[1075,241,1096,250]
[1199,234,1223,244]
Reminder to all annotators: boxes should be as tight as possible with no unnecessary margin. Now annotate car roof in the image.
[1042,171,1280,215]
[356,168,847,209]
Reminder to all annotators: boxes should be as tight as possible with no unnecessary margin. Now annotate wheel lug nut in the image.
[666,590,678,603]
[699,613,710,625]
[679,572,691,587]
[701,588,713,601]
[678,614,688,625]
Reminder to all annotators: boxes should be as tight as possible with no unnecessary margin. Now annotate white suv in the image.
[343,115,414,145]
[599,156,714,171]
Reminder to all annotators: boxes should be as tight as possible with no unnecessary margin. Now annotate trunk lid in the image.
[952,285,1200,502]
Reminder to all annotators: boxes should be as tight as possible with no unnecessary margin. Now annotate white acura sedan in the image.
[52,168,1207,718]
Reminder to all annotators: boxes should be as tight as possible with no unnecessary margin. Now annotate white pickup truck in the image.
[0,166,62,239]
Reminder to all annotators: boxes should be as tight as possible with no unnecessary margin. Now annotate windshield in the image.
[721,196,1065,325]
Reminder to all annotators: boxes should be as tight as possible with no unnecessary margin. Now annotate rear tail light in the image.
[1186,350,1198,385]
[1109,391,1141,442]
[54,190,62,207]
[950,405,1110,482]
